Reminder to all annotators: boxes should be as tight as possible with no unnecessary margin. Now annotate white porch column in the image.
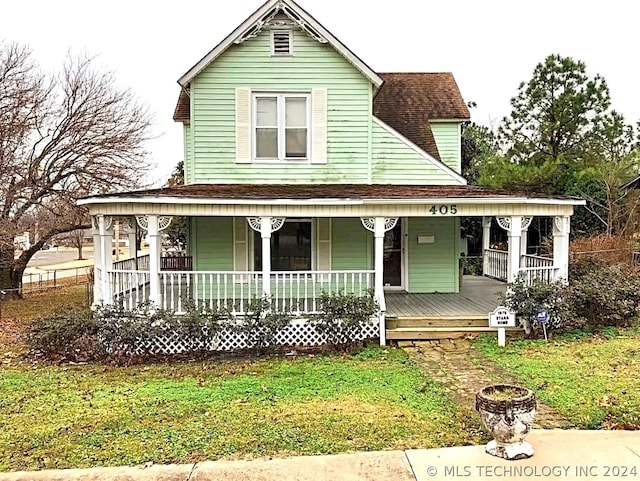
[260,217,273,297]
[247,217,286,298]
[127,217,138,264]
[520,217,533,260]
[508,216,522,283]
[553,216,571,282]
[91,216,102,305]
[361,217,398,346]
[497,216,522,283]
[136,215,173,307]
[148,215,161,305]
[482,216,492,275]
[97,215,113,304]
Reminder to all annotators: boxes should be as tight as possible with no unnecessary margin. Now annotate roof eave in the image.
[78,195,586,207]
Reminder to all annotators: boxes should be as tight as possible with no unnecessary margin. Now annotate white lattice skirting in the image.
[141,319,380,354]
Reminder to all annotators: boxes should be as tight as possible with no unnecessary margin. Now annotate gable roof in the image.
[373,73,470,160]
[376,73,470,120]
[373,72,470,160]
[177,0,383,89]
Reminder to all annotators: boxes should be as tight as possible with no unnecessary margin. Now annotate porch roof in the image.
[78,183,584,217]
[78,184,584,217]
[81,183,582,202]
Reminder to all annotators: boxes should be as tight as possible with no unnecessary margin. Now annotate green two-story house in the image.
[80,0,583,347]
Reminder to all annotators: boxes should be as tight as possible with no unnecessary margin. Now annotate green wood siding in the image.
[407,217,459,293]
[371,121,462,185]
[430,122,461,174]
[331,218,372,270]
[188,28,372,184]
[191,217,233,271]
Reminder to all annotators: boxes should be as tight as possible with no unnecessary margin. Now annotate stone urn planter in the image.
[476,384,537,460]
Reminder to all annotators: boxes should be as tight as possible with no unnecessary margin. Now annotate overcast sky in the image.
[2,0,637,185]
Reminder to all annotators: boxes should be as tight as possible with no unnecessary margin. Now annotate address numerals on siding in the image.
[429,205,458,215]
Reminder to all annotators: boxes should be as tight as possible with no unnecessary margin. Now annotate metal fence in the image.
[20,266,93,294]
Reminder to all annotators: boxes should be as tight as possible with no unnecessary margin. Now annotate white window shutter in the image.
[316,218,331,270]
[311,88,327,164]
[235,87,252,163]
[233,217,248,270]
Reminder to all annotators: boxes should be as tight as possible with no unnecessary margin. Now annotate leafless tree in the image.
[0,41,153,296]
[56,228,89,260]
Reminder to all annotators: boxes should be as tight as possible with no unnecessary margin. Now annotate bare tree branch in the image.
[0,40,154,292]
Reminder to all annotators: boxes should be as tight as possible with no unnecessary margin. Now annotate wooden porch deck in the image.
[385,275,506,318]
[385,276,513,341]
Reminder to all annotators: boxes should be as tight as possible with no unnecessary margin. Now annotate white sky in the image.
[2,0,638,185]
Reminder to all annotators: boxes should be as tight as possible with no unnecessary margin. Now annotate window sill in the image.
[253,158,310,164]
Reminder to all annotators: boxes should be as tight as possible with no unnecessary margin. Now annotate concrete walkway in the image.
[1,430,638,481]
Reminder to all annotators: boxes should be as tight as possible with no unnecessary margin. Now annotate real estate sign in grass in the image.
[473,327,640,430]
[0,346,484,471]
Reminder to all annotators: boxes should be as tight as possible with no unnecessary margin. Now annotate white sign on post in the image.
[489,306,516,347]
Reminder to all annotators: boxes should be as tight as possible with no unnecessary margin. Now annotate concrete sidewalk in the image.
[1,430,638,481]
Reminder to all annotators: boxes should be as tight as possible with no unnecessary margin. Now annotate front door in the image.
[383,219,404,289]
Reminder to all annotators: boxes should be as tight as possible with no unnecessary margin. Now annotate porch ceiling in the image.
[79,183,584,217]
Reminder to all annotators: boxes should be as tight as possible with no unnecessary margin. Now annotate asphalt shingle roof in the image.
[373,73,470,160]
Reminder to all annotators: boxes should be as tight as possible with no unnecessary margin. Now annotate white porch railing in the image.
[519,266,556,285]
[159,271,262,314]
[109,269,151,308]
[521,254,554,269]
[271,270,374,314]
[520,254,555,286]
[107,269,376,315]
[484,250,556,285]
[112,254,150,272]
[484,249,508,281]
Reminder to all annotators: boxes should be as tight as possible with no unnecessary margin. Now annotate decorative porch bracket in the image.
[553,216,570,283]
[136,215,173,306]
[247,217,286,297]
[496,216,523,283]
[361,217,398,346]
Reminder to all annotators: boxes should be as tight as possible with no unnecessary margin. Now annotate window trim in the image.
[250,218,316,271]
[252,92,311,162]
[271,30,293,56]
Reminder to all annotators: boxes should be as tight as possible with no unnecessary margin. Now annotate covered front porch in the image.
[80,184,583,346]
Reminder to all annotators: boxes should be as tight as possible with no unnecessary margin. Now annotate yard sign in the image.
[489,306,515,347]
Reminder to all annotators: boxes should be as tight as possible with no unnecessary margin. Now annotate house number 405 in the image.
[429,205,458,215]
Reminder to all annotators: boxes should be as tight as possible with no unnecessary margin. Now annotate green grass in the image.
[0,346,484,471]
[473,326,640,429]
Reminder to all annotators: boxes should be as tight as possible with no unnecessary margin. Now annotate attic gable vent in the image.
[272,30,292,56]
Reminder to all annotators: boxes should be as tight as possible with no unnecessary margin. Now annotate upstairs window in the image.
[254,93,309,160]
[271,30,292,56]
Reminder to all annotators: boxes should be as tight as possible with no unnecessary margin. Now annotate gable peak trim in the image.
[235,1,328,45]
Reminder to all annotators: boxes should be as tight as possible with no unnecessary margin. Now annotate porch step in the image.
[386,316,489,329]
[385,314,523,341]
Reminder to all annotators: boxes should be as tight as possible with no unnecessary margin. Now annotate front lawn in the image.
[473,327,640,429]
[0,346,484,471]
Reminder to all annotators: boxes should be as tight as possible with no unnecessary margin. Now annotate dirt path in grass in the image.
[400,339,571,429]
